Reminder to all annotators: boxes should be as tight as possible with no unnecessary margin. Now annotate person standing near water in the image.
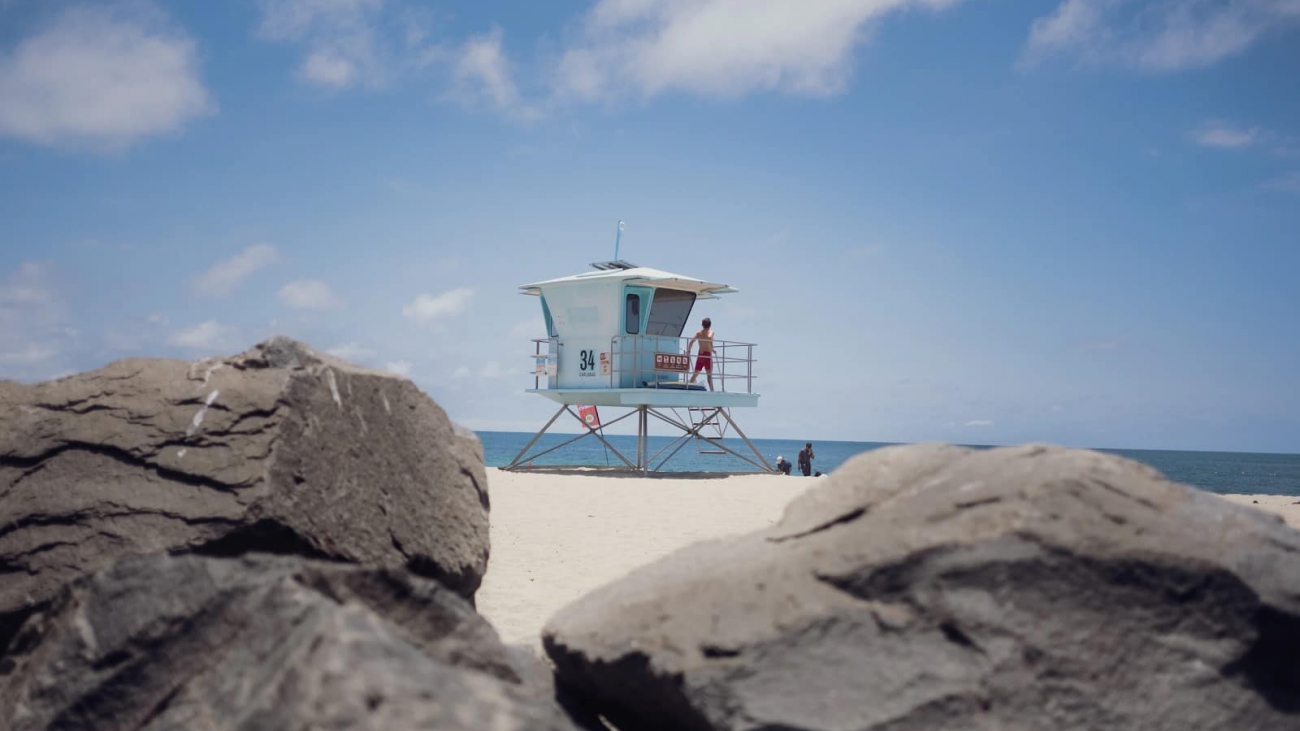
[797,443,814,476]
[687,317,715,391]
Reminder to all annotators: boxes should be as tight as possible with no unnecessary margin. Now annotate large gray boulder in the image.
[0,553,582,731]
[544,444,1300,731]
[0,337,489,652]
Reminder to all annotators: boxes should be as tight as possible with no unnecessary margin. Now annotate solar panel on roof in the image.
[589,260,638,271]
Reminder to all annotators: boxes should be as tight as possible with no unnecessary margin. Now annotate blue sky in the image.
[1,0,1297,453]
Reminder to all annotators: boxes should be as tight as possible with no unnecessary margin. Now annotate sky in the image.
[0,0,1297,454]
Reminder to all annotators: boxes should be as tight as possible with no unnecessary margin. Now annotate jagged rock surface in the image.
[0,337,490,652]
[544,444,1300,731]
[0,553,582,731]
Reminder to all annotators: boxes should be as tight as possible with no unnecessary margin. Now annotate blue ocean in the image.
[477,431,1300,496]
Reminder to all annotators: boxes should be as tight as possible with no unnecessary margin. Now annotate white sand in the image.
[475,469,815,647]
[1222,493,1300,529]
[475,469,1300,649]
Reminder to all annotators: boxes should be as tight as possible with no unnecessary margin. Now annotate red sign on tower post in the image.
[577,405,600,430]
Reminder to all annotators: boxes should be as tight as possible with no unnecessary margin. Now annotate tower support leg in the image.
[504,403,774,474]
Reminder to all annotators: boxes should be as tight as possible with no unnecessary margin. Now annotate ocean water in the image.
[477,431,1300,496]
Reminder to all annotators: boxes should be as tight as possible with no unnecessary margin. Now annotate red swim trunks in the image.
[695,351,713,372]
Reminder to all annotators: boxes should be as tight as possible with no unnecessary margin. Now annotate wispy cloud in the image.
[168,320,242,352]
[1022,0,1300,72]
[965,419,995,427]
[554,0,969,101]
[402,287,474,323]
[278,279,344,310]
[848,243,887,259]
[101,313,171,353]
[450,27,537,121]
[257,0,386,89]
[326,342,375,361]
[0,261,53,304]
[1192,122,1259,149]
[0,3,214,151]
[385,360,412,377]
[193,245,278,297]
[0,343,58,365]
[256,0,449,90]
[508,318,542,339]
[1263,171,1300,194]
[1078,339,1121,351]
[0,262,74,379]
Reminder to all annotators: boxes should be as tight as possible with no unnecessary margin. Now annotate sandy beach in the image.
[1222,493,1300,529]
[476,469,1300,649]
[475,469,818,647]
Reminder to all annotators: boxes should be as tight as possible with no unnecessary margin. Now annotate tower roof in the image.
[519,265,738,299]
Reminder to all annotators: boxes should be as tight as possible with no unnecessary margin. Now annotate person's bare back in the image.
[687,317,715,389]
[693,327,714,354]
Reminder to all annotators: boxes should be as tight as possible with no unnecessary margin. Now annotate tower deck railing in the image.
[529,335,757,394]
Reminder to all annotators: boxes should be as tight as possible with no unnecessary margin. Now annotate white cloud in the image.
[1192,122,1259,149]
[402,287,474,323]
[326,342,375,361]
[450,28,538,120]
[0,261,53,304]
[168,320,242,352]
[509,318,543,339]
[258,0,390,89]
[481,360,505,379]
[965,419,994,427]
[193,245,278,297]
[101,312,172,353]
[453,365,470,378]
[301,50,360,87]
[278,279,344,310]
[1023,0,1300,71]
[0,4,214,151]
[554,0,965,101]
[0,262,74,379]
[385,360,412,377]
[0,343,58,365]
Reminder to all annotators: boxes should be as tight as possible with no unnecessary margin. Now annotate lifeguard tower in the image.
[504,259,769,473]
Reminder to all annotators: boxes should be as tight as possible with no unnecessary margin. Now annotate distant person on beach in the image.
[775,456,792,475]
[687,317,715,391]
[798,443,814,476]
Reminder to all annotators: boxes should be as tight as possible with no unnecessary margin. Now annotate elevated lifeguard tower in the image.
[504,259,769,473]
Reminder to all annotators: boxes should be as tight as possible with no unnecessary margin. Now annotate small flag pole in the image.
[615,220,625,261]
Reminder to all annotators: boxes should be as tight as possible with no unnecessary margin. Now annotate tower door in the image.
[618,285,654,387]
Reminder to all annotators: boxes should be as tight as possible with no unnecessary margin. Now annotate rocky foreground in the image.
[3,339,1299,730]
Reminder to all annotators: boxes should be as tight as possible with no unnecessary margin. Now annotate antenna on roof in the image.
[591,220,636,270]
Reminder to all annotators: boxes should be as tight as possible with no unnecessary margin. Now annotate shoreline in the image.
[475,470,1300,649]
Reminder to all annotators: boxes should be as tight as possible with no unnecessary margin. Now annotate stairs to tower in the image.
[688,407,728,455]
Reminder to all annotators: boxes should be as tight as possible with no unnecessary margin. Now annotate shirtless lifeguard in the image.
[687,317,715,391]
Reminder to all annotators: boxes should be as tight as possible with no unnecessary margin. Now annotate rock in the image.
[543,444,1300,731]
[0,337,490,652]
[0,553,582,731]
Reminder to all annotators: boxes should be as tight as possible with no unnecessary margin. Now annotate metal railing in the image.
[529,335,756,394]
